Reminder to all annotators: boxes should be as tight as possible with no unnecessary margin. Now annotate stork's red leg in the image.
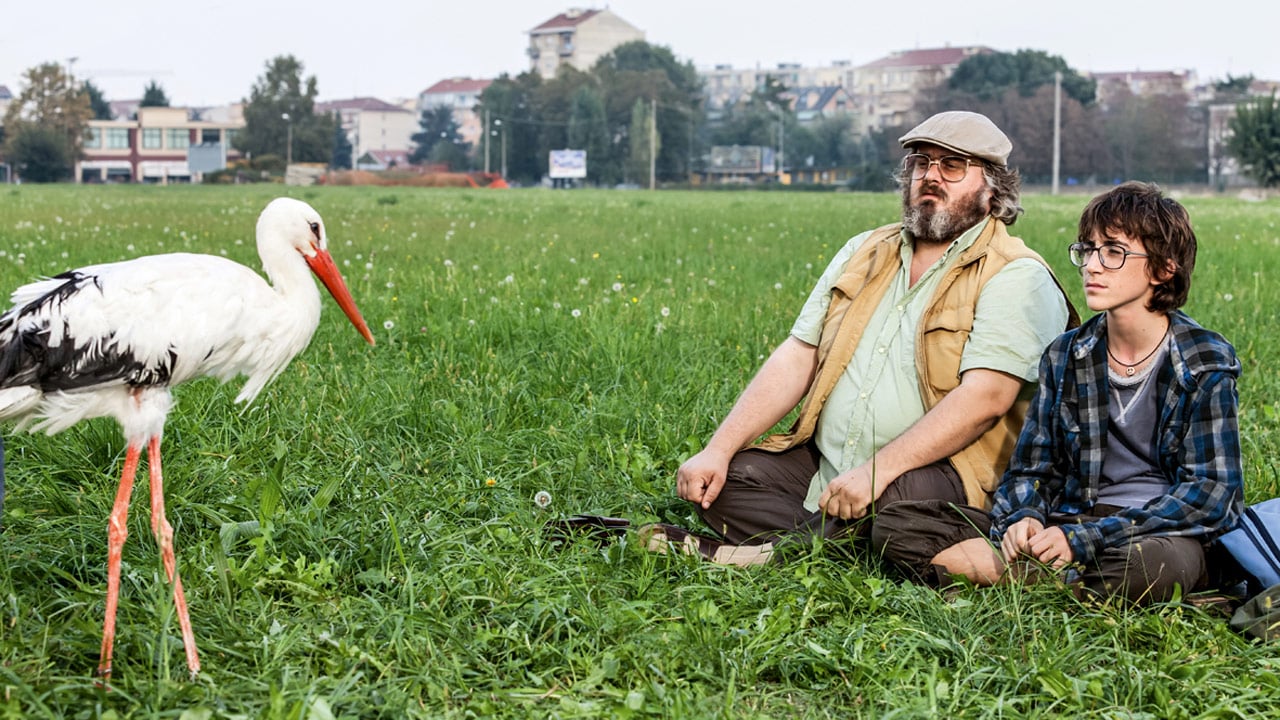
[146,435,200,678]
[98,443,141,681]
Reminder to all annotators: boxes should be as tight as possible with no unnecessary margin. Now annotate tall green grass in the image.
[0,185,1277,717]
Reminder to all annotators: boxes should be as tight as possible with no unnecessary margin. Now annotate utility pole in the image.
[649,98,657,190]
[282,112,292,167]
[483,109,490,174]
[1052,71,1062,195]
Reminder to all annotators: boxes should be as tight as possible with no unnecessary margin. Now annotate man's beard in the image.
[901,181,991,245]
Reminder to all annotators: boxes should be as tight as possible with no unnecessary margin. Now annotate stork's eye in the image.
[309,222,321,239]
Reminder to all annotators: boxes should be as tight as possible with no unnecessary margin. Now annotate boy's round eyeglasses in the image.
[902,153,975,183]
[1068,242,1149,270]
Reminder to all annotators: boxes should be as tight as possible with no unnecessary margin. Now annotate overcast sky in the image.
[4,1,1275,107]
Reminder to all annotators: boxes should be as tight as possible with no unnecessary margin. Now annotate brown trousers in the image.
[696,442,966,547]
[871,499,1210,605]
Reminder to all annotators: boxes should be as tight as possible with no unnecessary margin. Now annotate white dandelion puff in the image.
[534,491,552,509]
[571,308,582,318]
[383,320,395,330]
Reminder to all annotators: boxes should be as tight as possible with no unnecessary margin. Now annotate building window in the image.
[142,128,162,149]
[168,129,190,149]
[224,129,238,148]
[107,128,130,149]
[84,127,102,149]
[201,129,221,144]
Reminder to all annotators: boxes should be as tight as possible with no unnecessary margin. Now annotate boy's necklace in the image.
[1107,323,1170,377]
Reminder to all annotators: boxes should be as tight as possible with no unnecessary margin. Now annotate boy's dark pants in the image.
[872,499,1209,604]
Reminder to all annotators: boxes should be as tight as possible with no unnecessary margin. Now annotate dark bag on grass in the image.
[1230,582,1280,641]
[1217,498,1280,594]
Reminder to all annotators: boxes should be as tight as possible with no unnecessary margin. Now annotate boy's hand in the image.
[1027,526,1075,568]
[1000,517,1045,562]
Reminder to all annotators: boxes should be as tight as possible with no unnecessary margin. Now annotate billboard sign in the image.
[708,145,775,174]
[549,149,587,179]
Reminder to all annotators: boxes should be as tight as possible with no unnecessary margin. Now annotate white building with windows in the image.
[527,8,643,78]
[418,78,491,148]
[316,97,417,164]
[78,106,243,183]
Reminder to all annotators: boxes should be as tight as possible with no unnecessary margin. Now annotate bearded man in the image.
[645,111,1078,566]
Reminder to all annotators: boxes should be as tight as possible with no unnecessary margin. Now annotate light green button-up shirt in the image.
[790,219,1069,511]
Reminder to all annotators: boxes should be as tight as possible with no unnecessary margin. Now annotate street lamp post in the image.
[493,119,506,178]
[281,112,293,167]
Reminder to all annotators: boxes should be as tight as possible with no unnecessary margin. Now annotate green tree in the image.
[237,55,335,165]
[948,49,1095,104]
[1227,92,1280,187]
[787,115,859,170]
[531,65,593,171]
[568,85,609,183]
[1214,74,1255,100]
[627,97,660,185]
[331,113,352,169]
[140,80,170,108]
[592,41,702,183]
[476,73,541,182]
[410,106,464,165]
[2,62,91,182]
[1100,86,1204,183]
[6,125,75,182]
[82,80,113,119]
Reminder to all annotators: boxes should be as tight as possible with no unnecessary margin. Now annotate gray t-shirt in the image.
[1099,339,1173,508]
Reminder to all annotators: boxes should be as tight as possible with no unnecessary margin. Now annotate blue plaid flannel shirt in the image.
[990,310,1243,565]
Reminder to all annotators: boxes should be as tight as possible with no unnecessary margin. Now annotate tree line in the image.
[3,48,1279,188]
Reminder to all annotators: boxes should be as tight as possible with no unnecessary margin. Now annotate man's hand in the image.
[817,464,884,520]
[999,517,1045,563]
[677,449,731,510]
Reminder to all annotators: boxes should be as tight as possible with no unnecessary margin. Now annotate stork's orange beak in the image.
[304,249,375,346]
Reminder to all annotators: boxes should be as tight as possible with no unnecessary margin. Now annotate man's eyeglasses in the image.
[1068,242,1149,270]
[902,153,976,183]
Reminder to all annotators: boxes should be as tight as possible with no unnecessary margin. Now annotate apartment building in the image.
[78,106,243,183]
[701,48,986,133]
[527,8,644,78]
[418,77,492,147]
[850,46,992,131]
[316,97,417,164]
[701,61,852,115]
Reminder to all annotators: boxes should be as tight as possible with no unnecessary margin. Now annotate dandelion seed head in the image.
[383,320,395,330]
[571,308,582,318]
[534,490,552,509]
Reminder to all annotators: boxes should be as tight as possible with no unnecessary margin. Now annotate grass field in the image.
[0,184,1278,718]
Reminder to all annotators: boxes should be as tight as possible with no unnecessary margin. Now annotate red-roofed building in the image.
[316,97,417,165]
[851,46,992,131]
[527,8,643,78]
[419,77,492,147]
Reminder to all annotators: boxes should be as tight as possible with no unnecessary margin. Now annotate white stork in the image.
[0,197,375,680]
